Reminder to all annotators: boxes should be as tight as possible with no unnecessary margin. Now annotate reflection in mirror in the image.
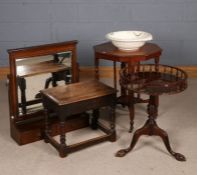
[16,51,72,115]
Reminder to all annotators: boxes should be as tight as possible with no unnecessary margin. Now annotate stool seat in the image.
[41,80,116,157]
[42,80,117,106]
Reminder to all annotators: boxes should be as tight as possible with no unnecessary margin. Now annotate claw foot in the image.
[173,153,186,161]
[115,149,129,157]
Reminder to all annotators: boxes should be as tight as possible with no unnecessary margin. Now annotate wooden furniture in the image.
[44,52,73,89]
[94,42,162,131]
[116,64,187,161]
[7,41,89,145]
[17,60,72,114]
[41,80,116,157]
[17,60,70,78]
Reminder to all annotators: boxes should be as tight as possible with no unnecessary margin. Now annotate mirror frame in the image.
[7,40,78,123]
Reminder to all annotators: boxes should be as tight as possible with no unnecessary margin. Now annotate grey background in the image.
[0,0,197,67]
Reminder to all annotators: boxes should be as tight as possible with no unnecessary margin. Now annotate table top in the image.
[17,60,70,78]
[120,64,188,95]
[94,42,162,62]
[41,80,116,106]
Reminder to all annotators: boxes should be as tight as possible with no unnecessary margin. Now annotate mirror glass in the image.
[16,51,72,115]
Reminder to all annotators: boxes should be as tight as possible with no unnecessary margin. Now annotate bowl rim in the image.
[106,31,153,42]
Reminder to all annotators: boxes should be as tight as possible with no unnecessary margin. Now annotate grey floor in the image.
[0,78,197,175]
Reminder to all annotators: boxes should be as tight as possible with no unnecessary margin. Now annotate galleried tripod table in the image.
[116,64,187,161]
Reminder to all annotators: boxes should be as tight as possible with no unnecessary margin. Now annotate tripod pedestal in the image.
[116,96,186,161]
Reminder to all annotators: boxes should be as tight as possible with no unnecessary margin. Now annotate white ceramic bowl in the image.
[106,31,153,51]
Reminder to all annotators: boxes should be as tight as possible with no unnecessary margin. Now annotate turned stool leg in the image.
[44,109,50,143]
[91,109,99,130]
[116,95,186,161]
[59,120,67,158]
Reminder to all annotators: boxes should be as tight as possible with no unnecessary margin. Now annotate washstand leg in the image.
[128,91,135,133]
[120,62,126,108]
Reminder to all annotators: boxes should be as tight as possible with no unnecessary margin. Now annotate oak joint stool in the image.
[41,80,116,157]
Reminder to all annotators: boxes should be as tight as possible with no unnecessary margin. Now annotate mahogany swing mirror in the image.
[7,41,88,145]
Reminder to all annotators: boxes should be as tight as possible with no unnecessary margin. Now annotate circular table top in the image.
[120,64,187,95]
[94,42,162,62]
